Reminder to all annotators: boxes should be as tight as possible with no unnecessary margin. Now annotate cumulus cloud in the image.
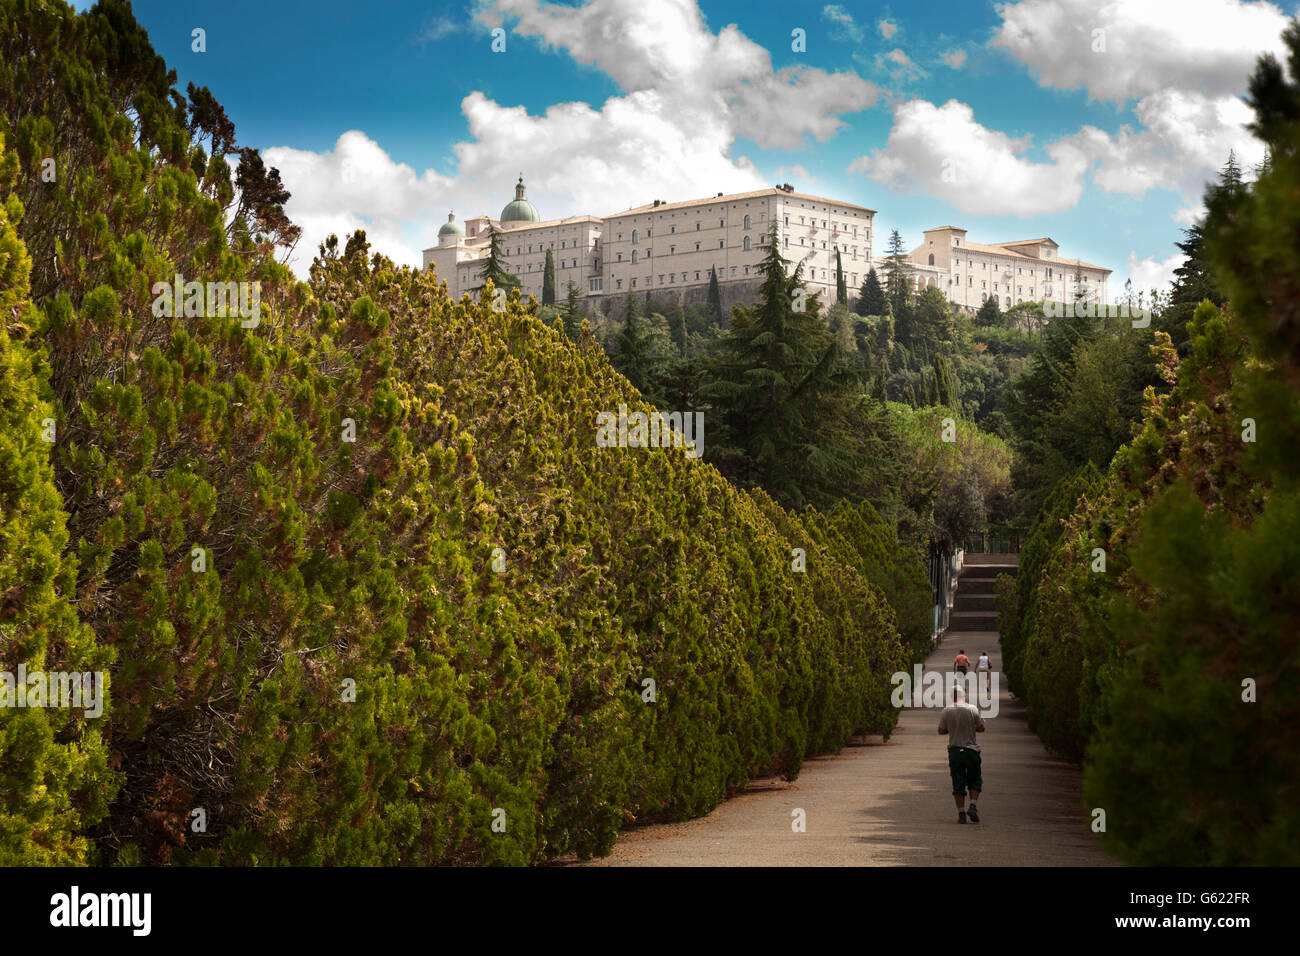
[265,131,453,268]
[874,0,1291,221]
[991,0,1291,104]
[267,0,879,275]
[849,99,1092,216]
[1059,89,1266,198]
[1125,250,1187,296]
[475,0,879,147]
[879,19,897,39]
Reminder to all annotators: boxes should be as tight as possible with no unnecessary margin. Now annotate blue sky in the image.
[122,0,1298,295]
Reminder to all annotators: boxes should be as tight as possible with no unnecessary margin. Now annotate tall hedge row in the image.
[0,0,924,864]
[999,19,1300,863]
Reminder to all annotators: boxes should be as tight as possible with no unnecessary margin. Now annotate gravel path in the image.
[588,560,1114,866]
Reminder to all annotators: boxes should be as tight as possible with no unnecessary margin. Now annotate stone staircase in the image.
[947,559,1016,632]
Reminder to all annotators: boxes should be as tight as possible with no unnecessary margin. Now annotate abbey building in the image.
[423,178,1109,314]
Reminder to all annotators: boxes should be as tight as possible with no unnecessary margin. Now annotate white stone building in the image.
[422,176,603,303]
[908,226,1111,312]
[423,181,1111,318]
[423,179,875,308]
[600,186,874,303]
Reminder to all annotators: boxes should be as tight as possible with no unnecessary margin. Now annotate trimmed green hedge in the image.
[0,4,922,864]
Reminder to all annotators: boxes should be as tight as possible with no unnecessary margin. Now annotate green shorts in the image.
[948,746,982,796]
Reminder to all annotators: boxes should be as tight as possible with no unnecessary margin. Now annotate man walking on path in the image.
[977,650,991,695]
[939,683,985,824]
[953,649,970,674]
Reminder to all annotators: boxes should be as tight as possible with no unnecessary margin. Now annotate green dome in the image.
[438,211,464,237]
[500,175,540,223]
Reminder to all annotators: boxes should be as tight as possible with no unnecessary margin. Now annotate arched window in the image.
[743,214,751,229]
[928,254,935,265]
[743,235,751,251]
[631,229,639,244]
[631,250,638,264]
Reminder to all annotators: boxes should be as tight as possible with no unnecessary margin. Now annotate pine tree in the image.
[0,132,116,865]
[704,226,860,507]
[0,0,931,869]
[561,280,584,341]
[1071,262,1088,305]
[882,230,914,327]
[614,294,669,400]
[542,248,556,305]
[855,267,886,317]
[1161,154,1241,355]
[976,295,1002,327]
[473,225,520,294]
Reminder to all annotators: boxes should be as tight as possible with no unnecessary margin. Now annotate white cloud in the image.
[265,131,453,269]
[267,0,879,275]
[1059,89,1266,199]
[849,99,1091,216]
[418,14,462,43]
[1174,203,1206,226]
[991,0,1291,104]
[941,49,967,69]
[822,4,864,43]
[875,47,927,83]
[962,0,1286,214]
[774,164,812,182]
[879,19,897,39]
[1124,250,1187,295]
[475,0,879,147]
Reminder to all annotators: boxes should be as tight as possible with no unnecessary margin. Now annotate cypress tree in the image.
[542,248,556,305]
[835,248,847,306]
[707,265,723,323]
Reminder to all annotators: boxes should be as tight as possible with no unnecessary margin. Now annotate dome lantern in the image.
[500,174,540,224]
[438,211,465,240]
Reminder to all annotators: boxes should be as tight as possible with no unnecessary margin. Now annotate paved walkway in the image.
[589,558,1113,866]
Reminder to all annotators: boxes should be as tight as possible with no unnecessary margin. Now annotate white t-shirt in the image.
[977,654,991,671]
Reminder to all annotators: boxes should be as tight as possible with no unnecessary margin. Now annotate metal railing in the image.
[927,544,962,647]
[963,533,1021,554]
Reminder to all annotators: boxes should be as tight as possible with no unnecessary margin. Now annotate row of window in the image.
[523,256,601,272]
[514,240,594,255]
[785,215,865,237]
[617,233,780,263]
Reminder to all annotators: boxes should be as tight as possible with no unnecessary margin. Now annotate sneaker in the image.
[958,811,967,824]
[967,805,980,823]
